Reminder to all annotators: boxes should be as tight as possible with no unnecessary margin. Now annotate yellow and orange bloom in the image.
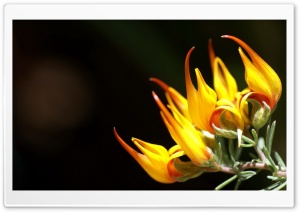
[222,35,282,111]
[114,35,282,184]
[222,35,282,128]
[114,128,206,183]
[152,91,212,166]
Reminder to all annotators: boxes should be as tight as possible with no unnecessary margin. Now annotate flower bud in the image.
[249,100,271,129]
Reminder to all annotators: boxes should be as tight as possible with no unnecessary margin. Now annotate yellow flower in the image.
[208,39,238,102]
[114,128,207,183]
[113,128,183,183]
[185,47,217,134]
[222,35,282,110]
[152,91,212,166]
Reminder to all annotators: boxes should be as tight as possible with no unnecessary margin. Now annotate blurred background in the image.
[13,20,286,190]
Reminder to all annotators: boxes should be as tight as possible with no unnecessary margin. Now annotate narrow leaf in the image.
[263,181,282,190]
[272,181,287,190]
[240,143,254,148]
[263,146,278,172]
[266,124,271,151]
[274,151,286,169]
[267,175,279,181]
[251,129,258,143]
[216,140,223,165]
[268,121,276,152]
[239,171,256,181]
[228,140,235,163]
[258,137,265,150]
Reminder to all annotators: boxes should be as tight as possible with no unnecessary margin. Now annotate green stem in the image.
[215,162,286,178]
[254,144,266,163]
[215,175,238,190]
[234,180,242,190]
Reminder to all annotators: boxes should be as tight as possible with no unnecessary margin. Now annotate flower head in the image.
[222,35,282,110]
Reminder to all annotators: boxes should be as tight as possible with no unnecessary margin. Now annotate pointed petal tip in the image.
[113,127,117,135]
[150,78,169,91]
[152,90,158,99]
[152,91,162,105]
[188,46,195,53]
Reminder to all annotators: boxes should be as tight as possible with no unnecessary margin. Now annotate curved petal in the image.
[185,47,203,129]
[150,78,190,119]
[194,68,217,133]
[212,57,238,101]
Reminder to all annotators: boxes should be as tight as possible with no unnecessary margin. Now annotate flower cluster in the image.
[114,35,282,184]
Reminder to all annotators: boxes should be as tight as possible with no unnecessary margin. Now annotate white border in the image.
[3,4,294,207]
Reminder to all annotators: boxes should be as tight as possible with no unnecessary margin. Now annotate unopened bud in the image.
[250,101,271,129]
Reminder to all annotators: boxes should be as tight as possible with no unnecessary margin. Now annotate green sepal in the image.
[213,124,237,139]
[173,158,204,182]
[248,100,271,129]
[233,161,240,168]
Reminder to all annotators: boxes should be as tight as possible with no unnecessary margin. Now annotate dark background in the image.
[13,20,286,190]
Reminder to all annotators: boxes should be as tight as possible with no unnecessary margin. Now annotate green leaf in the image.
[272,181,287,190]
[216,140,223,165]
[262,147,278,172]
[274,151,286,169]
[267,175,279,181]
[228,140,236,163]
[266,121,276,152]
[265,159,276,173]
[262,181,282,190]
[239,171,257,181]
[240,143,254,148]
[266,124,271,151]
[258,137,265,150]
[251,129,258,143]
[227,130,255,145]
